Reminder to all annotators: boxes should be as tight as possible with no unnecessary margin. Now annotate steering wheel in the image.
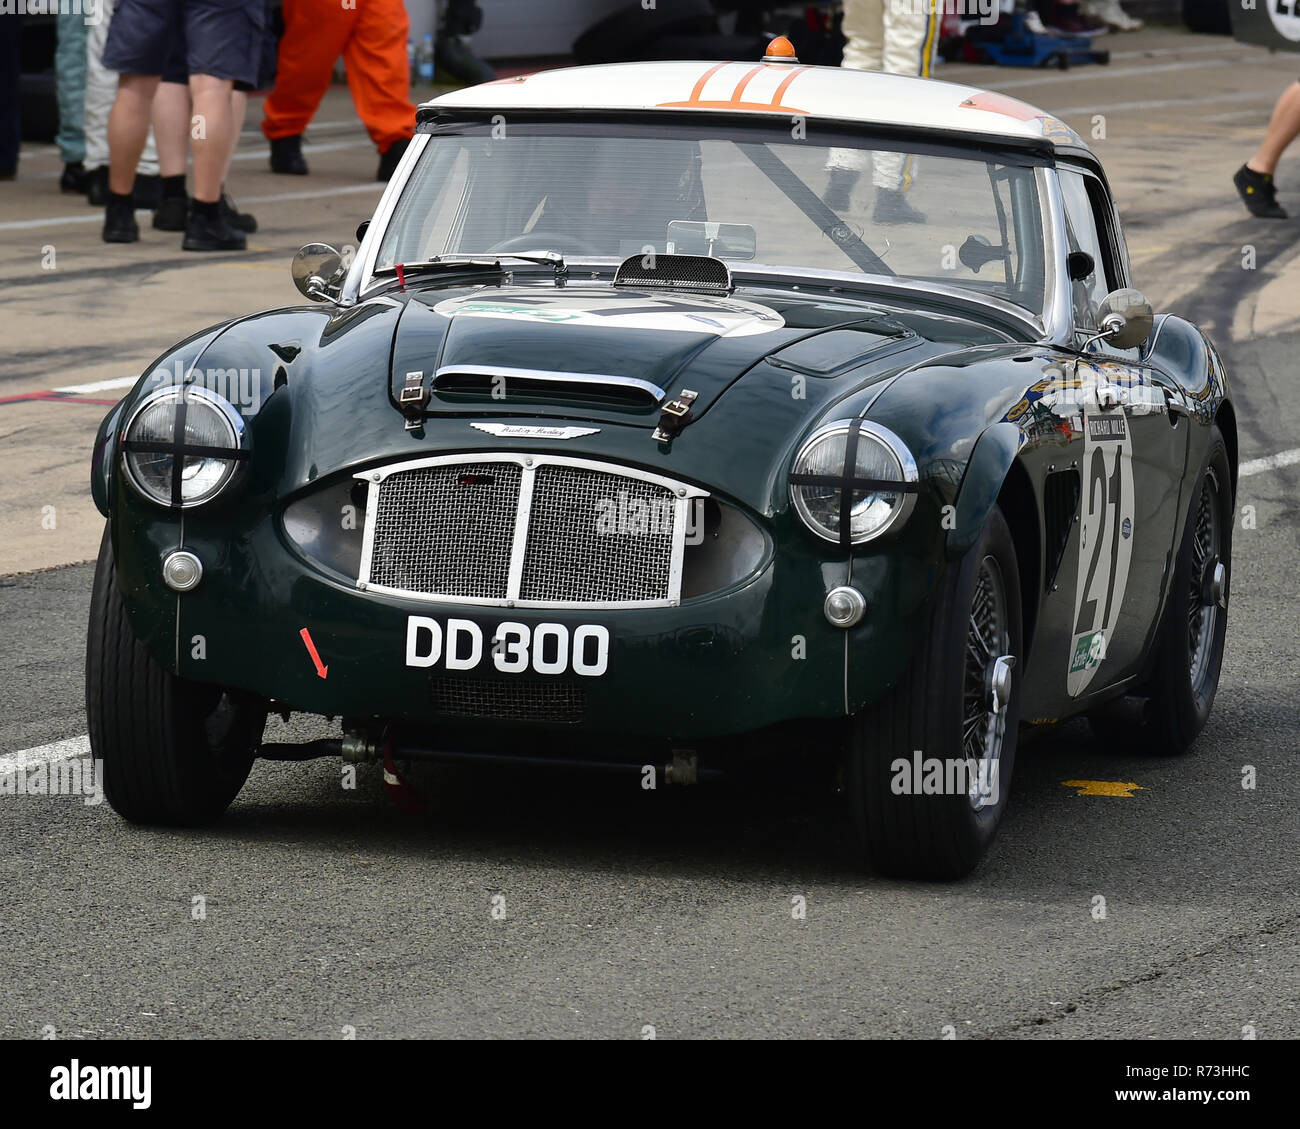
[486,231,605,255]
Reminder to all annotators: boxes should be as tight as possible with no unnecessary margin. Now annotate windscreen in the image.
[377,125,1048,315]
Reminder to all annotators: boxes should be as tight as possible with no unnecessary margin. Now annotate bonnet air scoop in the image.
[614,253,732,295]
[432,365,666,407]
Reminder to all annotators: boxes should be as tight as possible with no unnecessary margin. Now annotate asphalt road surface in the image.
[1,30,1298,1039]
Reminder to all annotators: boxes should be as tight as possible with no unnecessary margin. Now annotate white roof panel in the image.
[427,60,1089,153]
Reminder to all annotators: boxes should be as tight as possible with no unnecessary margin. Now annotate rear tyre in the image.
[86,526,264,825]
[1090,426,1232,755]
[848,507,1023,879]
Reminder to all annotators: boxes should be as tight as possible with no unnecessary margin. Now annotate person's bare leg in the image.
[1248,81,1300,176]
[107,73,160,195]
[152,80,191,179]
[188,72,233,204]
[223,89,247,186]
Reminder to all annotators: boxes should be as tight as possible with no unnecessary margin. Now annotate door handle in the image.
[1161,385,1190,421]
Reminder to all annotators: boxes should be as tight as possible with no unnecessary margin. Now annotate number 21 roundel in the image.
[1068,405,1134,697]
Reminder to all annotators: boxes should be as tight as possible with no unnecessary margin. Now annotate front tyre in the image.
[848,507,1023,879]
[86,527,264,825]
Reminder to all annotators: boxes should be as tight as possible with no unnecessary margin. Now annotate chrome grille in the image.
[366,462,520,599]
[430,676,585,723]
[357,454,706,607]
[521,465,675,603]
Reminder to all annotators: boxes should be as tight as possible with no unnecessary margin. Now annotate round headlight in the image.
[789,419,917,545]
[122,385,245,508]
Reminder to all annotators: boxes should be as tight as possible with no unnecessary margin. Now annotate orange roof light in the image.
[763,36,799,63]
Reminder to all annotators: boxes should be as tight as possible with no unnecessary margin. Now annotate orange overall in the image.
[262,0,415,153]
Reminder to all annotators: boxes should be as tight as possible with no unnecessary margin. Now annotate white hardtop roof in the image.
[427,59,1090,154]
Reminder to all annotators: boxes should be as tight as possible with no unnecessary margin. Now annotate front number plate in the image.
[404,616,611,677]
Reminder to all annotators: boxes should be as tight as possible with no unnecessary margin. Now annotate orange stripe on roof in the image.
[658,99,810,114]
[771,65,811,105]
[658,62,811,115]
[731,65,766,101]
[688,61,732,103]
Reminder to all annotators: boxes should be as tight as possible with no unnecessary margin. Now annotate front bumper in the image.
[112,503,930,743]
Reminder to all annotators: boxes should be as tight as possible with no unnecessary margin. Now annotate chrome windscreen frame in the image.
[354,452,710,609]
[340,132,431,307]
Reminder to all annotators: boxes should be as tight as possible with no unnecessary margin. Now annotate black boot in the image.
[873,188,927,225]
[822,167,859,211]
[376,138,409,182]
[153,194,188,231]
[153,175,188,230]
[60,161,87,193]
[183,199,247,251]
[269,134,308,175]
[1233,164,1287,219]
[131,172,162,210]
[220,189,257,233]
[85,165,109,206]
[102,193,139,243]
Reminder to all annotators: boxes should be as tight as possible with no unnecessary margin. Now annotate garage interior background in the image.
[407,0,1187,60]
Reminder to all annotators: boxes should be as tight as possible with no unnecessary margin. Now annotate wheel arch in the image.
[997,458,1041,664]
[947,422,1040,666]
[1215,398,1238,497]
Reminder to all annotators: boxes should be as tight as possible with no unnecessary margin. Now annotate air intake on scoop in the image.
[613,253,732,295]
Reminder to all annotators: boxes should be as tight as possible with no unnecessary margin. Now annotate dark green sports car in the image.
[86,46,1235,877]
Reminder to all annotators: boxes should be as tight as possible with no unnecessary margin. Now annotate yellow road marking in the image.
[1061,779,1145,797]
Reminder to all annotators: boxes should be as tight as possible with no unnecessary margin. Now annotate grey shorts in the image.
[103,0,266,87]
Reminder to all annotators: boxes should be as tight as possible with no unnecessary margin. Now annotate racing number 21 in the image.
[1076,444,1123,635]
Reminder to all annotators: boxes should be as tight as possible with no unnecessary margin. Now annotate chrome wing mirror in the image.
[291,243,346,302]
[1089,287,1154,350]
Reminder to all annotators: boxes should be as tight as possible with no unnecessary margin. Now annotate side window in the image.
[1057,169,1109,332]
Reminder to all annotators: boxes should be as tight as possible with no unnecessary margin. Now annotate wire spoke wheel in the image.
[1186,468,1221,692]
[962,556,1010,812]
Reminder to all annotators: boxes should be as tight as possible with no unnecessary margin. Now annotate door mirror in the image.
[666,221,757,260]
[1095,288,1153,350]
[291,243,345,302]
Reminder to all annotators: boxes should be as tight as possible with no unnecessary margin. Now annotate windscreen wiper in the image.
[375,250,569,284]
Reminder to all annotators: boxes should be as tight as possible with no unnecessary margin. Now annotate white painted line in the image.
[51,375,139,394]
[239,119,362,138]
[0,181,384,232]
[1240,449,1300,477]
[19,136,370,181]
[1106,43,1261,61]
[992,58,1236,91]
[229,138,373,163]
[235,182,384,206]
[0,735,91,775]
[1051,90,1273,118]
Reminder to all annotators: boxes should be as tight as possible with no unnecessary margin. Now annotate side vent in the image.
[1043,467,1080,592]
[614,253,731,294]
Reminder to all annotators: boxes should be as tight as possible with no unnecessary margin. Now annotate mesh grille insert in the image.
[430,676,585,724]
[368,462,520,598]
[520,465,676,603]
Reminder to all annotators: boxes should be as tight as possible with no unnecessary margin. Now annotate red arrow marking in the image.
[299,628,328,679]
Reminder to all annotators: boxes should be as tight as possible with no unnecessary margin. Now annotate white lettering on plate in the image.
[404,617,609,676]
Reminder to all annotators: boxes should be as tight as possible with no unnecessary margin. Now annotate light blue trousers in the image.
[55,12,88,165]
